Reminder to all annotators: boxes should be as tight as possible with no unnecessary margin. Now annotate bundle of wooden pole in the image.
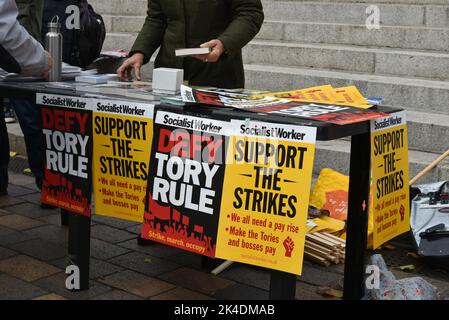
[304,232,346,267]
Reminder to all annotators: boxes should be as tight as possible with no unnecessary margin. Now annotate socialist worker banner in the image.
[37,93,93,217]
[141,109,230,257]
[92,99,154,222]
[215,120,317,275]
[370,111,410,249]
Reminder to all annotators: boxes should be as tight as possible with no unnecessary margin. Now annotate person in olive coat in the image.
[117,0,264,89]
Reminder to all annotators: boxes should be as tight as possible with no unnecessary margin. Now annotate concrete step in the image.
[89,0,147,16]
[314,139,449,184]
[262,1,449,27]
[102,15,146,33]
[403,111,449,155]
[102,32,137,52]
[244,40,449,81]
[244,64,449,115]
[257,20,449,51]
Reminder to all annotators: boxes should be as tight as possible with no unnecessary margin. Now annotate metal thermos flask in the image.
[45,16,63,82]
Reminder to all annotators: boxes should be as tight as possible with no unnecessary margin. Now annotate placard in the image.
[215,120,317,275]
[37,93,93,217]
[141,110,230,257]
[92,99,154,222]
[370,111,410,249]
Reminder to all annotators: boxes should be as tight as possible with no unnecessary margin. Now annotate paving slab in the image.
[220,264,271,291]
[0,225,34,247]
[91,290,144,300]
[0,273,47,300]
[295,281,337,300]
[163,251,204,270]
[33,272,113,300]
[91,224,137,243]
[0,214,45,231]
[92,215,140,229]
[0,255,61,282]
[37,214,65,227]
[0,209,9,216]
[9,238,67,261]
[108,251,180,277]
[17,193,43,206]
[118,239,185,258]
[151,287,214,300]
[0,246,18,260]
[98,270,175,298]
[32,293,67,300]
[298,263,344,287]
[159,267,236,296]
[6,202,58,219]
[213,283,269,300]
[0,195,25,208]
[7,174,36,186]
[90,238,131,261]
[6,184,38,197]
[23,224,68,247]
[50,257,123,280]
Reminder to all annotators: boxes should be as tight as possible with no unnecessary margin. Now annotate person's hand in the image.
[194,39,225,63]
[117,53,145,81]
[41,51,53,79]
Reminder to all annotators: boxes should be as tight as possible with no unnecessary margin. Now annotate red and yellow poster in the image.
[370,111,410,249]
[215,120,317,275]
[92,98,154,222]
[141,109,230,257]
[37,93,93,217]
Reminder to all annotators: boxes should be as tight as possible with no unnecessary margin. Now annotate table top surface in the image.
[0,81,403,141]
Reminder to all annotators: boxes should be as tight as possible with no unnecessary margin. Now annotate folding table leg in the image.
[67,210,91,290]
[343,132,371,300]
[269,270,296,300]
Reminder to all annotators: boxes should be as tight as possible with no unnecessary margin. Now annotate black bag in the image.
[71,0,106,68]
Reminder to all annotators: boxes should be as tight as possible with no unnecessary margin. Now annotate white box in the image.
[152,68,184,93]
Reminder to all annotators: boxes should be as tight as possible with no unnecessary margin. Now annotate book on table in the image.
[175,47,211,57]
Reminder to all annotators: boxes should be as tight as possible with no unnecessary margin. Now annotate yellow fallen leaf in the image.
[406,252,419,259]
[9,152,17,158]
[382,243,396,250]
[316,287,343,298]
[23,168,31,174]
[399,265,415,272]
[144,258,152,264]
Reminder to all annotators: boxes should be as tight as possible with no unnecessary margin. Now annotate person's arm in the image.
[217,0,264,56]
[129,0,166,64]
[0,0,49,76]
[117,0,166,80]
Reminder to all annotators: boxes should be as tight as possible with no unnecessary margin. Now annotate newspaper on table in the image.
[180,85,388,125]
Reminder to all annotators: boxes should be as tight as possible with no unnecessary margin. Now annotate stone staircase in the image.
[90,0,449,182]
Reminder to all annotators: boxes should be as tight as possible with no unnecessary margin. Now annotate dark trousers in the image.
[0,100,9,191]
[10,99,44,189]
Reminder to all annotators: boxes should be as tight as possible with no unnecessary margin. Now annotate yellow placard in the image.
[92,99,154,222]
[333,86,372,109]
[215,120,316,275]
[252,85,372,109]
[370,111,410,249]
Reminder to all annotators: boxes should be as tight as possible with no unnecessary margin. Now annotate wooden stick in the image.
[304,251,331,267]
[304,244,332,259]
[313,232,343,247]
[211,260,234,275]
[306,234,338,249]
[321,232,346,246]
[410,149,449,185]
[305,240,333,255]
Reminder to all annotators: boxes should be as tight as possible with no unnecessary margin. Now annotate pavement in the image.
[1,171,449,300]
[2,123,449,300]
